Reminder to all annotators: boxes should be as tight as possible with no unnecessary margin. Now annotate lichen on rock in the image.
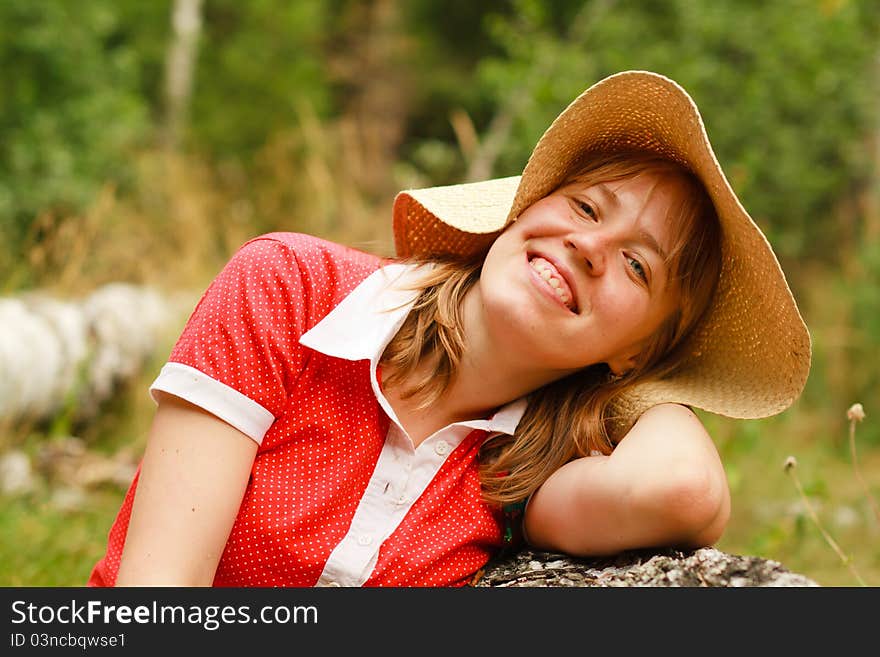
[474,547,819,587]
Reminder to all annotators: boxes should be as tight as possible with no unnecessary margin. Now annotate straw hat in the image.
[392,70,811,426]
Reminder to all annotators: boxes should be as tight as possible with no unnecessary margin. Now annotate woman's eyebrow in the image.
[594,183,620,208]
[639,229,667,261]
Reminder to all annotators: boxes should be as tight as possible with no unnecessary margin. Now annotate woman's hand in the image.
[523,402,730,556]
[115,391,258,586]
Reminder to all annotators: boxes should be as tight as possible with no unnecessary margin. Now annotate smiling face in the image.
[472,167,698,379]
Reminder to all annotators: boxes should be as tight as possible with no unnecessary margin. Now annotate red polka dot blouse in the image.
[89,233,526,587]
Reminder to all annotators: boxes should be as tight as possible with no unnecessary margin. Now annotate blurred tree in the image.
[391,0,515,186]
[3,0,877,280]
[186,0,333,159]
[161,0,204,150]
[471,0,878,266]
[323,0,411,200]
[0,1,163,261]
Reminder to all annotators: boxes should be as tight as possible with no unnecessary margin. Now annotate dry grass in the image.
[7,101,400,302]
[710,403,880,586]
[776,403,879,587]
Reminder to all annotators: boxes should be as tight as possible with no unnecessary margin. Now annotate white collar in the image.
[299,263,526,436]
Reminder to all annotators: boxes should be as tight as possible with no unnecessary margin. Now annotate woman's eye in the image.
[577,201,597,221]
[627,256,648,283]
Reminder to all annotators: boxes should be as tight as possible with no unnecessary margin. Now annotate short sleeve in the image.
[150,235,312,444]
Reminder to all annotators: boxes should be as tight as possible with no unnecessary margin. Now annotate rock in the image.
[49,486,87,512]
[36,436,137,489]
[473,546,819,587]
[0,450,35,495]
[0,283,190,424]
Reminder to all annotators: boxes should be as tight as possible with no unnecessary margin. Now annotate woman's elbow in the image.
[654,461,731,548]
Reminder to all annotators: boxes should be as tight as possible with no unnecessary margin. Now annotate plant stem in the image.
[848,416,880,526]
[785,459,868,587]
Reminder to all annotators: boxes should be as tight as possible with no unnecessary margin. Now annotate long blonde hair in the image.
[380,150,722,506]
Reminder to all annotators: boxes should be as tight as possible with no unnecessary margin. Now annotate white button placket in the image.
[315,422,420,587]
[298,264,529,587]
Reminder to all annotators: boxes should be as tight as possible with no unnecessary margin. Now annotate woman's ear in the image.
[607,352,639,377]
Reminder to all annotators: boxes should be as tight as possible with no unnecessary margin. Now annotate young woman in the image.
[89,71,811,587]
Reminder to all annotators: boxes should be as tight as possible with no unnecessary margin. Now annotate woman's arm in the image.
[115,391,258,586]
[523,402,730,556]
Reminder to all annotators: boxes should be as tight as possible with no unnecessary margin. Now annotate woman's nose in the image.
[565,232,607,275]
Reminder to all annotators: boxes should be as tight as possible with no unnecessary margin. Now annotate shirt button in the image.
[395,495,409,506]
[356,534,373,546]
[434,440,450,456]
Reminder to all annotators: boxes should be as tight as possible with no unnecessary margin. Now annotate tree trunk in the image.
[161,0,204,150]
[328,0,409,200]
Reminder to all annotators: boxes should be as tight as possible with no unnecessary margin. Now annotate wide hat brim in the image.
[392,70,811,423]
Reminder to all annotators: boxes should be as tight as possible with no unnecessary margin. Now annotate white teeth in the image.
[529,256,575,311]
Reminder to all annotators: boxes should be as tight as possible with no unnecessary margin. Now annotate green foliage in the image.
[474,0,878,263]
[0,492,123,586]
[0,1,161,249]
[848,239,880,443]
[399,0,514,135]
[3,0,878,267]
[189,0,333,157]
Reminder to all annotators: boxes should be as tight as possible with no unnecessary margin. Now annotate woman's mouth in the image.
[528,256,578,313]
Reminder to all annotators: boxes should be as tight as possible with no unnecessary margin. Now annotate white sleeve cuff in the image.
[149,362,275,445]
